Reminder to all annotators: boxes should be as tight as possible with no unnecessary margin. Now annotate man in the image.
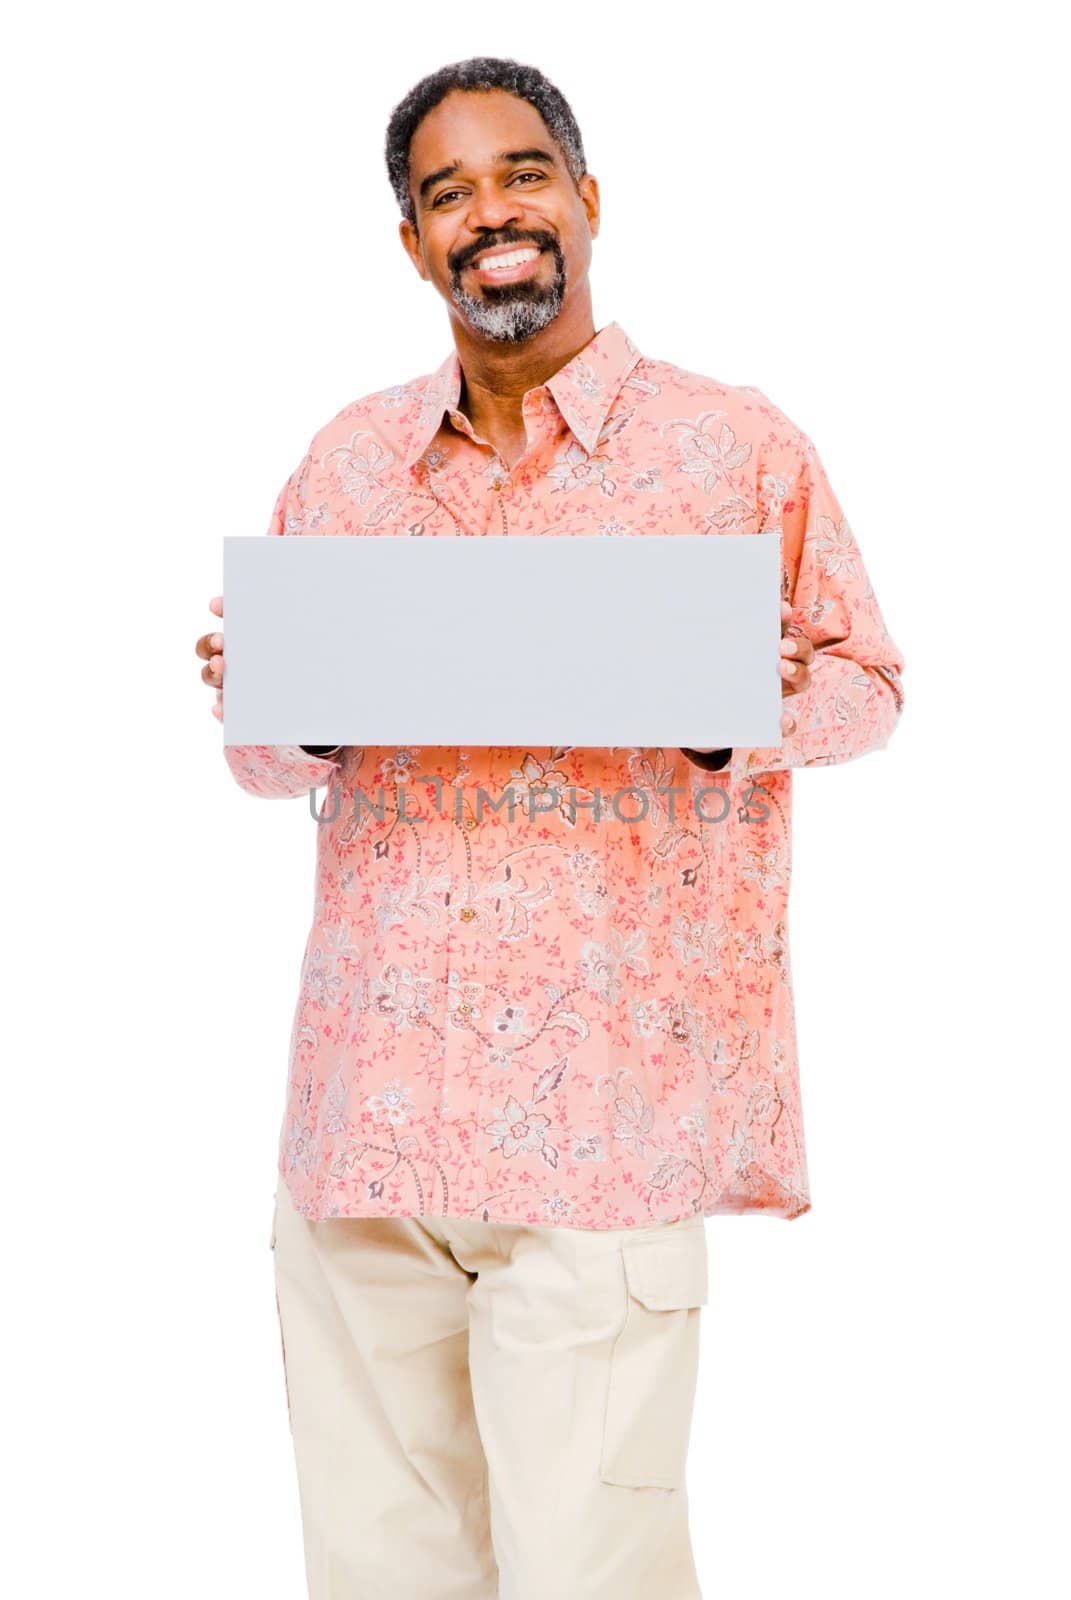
[196,55,904,1600]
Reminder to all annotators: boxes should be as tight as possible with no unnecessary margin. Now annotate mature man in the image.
[196,55,904,1600]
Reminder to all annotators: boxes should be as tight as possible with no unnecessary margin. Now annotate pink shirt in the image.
[224,321,905,1227]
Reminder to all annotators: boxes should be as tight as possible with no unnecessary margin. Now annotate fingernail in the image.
[211,634,222,650]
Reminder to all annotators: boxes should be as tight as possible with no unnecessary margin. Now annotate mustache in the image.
[451,232,561,273]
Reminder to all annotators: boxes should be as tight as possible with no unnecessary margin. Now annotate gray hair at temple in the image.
[384,56,588,230]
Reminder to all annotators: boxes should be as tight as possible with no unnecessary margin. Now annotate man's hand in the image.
[779,599,814,693]
[195,595,225,722]
[689,600,816,753]
[778,597,815,735]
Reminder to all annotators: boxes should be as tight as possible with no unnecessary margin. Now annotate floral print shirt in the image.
[223,321,905,1228]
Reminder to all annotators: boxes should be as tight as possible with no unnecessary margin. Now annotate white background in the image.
[3,3,1066,1596]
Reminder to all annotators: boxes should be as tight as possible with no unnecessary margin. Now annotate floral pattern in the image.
[224,322,905,1228]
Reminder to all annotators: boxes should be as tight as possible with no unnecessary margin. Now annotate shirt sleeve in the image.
[725,395,905,780]
[222,454,346,800]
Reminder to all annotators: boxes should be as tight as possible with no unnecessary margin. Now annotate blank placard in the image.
[222,532,784,748]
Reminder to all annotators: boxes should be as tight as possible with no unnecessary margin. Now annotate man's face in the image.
[400,88,599,344]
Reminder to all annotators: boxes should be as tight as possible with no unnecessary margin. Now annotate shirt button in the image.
[459,907,477,922]
[463,817,477,830]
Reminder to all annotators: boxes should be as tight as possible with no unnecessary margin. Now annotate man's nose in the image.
[463,186,525,237]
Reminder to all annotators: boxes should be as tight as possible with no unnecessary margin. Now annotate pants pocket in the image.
[598,1221,708,1490]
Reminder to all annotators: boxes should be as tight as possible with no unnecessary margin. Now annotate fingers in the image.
[198,597,225,721]
[198,637,224,679]
[196,593,225,688]
[780,659,811,696]
[195,626,223,653]
[196,600,224,658]
[198,598,225,714]
[780,620,814,697]
[780,633,814,669]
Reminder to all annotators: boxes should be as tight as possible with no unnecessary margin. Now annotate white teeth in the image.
[477,248,539,271]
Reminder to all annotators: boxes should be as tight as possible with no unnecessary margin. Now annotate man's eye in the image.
[432,172,545,207]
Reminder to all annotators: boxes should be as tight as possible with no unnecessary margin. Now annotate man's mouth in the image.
[467,245,545,283]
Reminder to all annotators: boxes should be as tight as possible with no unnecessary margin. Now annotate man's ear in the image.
[580,173,600,239]
[399,218,429,281]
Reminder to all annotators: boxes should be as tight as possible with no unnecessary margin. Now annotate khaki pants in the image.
[270,1176,708,1599]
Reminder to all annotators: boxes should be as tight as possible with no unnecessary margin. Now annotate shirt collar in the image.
[401,320,643,473]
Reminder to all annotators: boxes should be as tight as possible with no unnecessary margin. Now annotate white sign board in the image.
[222,532,784,749]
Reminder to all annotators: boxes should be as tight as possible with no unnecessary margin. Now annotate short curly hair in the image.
[384,56,587,229]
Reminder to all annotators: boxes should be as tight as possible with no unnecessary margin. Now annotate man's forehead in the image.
[411,92,554,169]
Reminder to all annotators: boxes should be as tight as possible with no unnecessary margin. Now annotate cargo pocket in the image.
[598,1221,708,1489]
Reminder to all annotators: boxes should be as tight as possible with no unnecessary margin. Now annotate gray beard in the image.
[450,253,567,343]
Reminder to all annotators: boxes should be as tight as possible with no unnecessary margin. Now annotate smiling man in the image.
[196,54,905,1600]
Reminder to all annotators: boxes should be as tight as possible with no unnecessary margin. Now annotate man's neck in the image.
[452,300,597,456]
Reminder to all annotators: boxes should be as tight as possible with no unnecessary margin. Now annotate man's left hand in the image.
[779,599,815,734]
[780,599,815,697]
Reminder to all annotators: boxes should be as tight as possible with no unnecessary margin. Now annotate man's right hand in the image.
[195,595,225,722]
